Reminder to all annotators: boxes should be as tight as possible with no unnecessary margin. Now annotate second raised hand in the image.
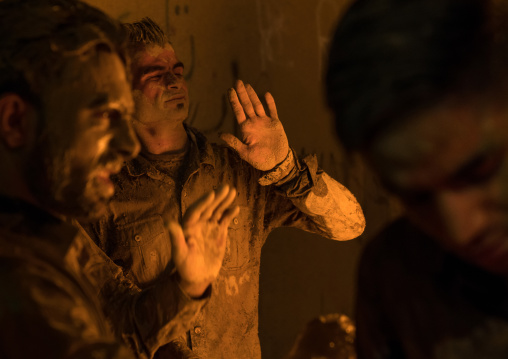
[220,80,290,171]
[168,185,239,298]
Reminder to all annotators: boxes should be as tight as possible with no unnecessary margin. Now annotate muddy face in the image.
[27,50,140,219]
[369,97,508,274]
[131,43,189,126]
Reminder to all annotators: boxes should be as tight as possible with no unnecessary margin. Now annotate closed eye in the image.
[147,74,163,81]
[449,147,505,189]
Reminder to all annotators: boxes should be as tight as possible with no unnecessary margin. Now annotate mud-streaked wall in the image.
[84,0,401,357]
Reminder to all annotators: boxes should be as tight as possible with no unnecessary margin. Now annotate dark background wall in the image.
[85,1,401,357]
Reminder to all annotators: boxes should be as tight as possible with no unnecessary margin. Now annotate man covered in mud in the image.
[326,0,508,357]
[82,17,366,359]
[0,1,238,358]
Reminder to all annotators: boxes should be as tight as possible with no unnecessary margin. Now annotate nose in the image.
[164,72,182,89]
[433,187,488,245]
[111,119,140,161]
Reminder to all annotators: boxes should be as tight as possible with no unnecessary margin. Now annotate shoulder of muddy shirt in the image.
[0,196,135,359]
[74,221,211,359]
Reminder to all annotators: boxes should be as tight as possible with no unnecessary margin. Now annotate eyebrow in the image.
[140,62,185,76]
[141,65,166,75]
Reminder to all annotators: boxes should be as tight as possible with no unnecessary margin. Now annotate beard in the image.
[24,135,114,221]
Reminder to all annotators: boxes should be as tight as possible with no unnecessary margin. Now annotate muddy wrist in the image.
[258,148,295,186]
[177,276,211,299]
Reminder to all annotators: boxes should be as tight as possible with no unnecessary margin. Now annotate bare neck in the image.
[133,120,189,155]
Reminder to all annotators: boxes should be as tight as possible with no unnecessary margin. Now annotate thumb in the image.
[220,132,249,159]
[167,221,187,267]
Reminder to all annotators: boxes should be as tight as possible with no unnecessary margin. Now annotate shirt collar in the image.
[125,124,215,177]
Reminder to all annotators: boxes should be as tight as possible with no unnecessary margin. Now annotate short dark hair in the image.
[326,0,508,150]
[0,0,127,104]
[122,17,169,57]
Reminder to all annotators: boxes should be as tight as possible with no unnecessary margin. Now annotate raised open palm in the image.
[168,185,239,297]
[221,80,289,171]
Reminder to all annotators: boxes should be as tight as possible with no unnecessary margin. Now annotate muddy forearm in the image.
[261,149,365,240]
[297,171,365,241]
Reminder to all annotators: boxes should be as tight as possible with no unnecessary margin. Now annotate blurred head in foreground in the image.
[327,0,508,274]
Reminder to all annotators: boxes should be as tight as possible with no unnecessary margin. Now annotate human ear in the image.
[0,94,31,148]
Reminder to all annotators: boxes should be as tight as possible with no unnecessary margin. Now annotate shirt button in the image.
[233,218,239,225]
[194,326,202,334]
[134,234,142,242]
[182,190,187,197]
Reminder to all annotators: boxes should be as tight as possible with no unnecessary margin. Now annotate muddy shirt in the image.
[0,197,134,359]
[356,217,508,359]
[83,126,363,359]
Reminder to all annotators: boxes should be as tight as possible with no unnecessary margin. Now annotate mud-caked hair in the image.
[326,0,508,150]
[122,17,170,57]
[0,0,127,104]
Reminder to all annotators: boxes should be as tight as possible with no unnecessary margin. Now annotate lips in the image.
[167,96,185,101]
[163,92,186,103]
[92,164,122,199]
[93,161,123,185]
[95,170,113,183]
[103,161,123,175]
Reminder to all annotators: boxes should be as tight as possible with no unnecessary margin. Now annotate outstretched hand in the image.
[168,185,239,298]
[221,80,289,171]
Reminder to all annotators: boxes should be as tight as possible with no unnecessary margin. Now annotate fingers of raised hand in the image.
[219,205,240,227]
[212,225,229,259]
[167,221,187,265]
[265,92,278,119]
[211,187,237,222]
[246,84,266,117]
[235,80,256,119]
[202,185,231,220]
[184,191,215,225]
[227,88,246,124]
